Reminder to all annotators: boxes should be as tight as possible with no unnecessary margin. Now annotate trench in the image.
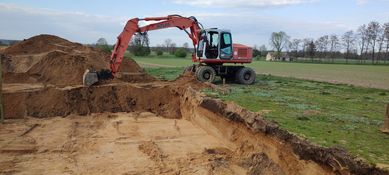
[1,82,387,175]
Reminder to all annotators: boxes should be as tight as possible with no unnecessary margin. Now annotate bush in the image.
[156,50,163,56]
[130,45,150,56]
[96,44,112,54]
[174,48,187,58]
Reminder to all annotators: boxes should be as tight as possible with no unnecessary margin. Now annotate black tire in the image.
[235,67,256,85]
[195,66,216,83]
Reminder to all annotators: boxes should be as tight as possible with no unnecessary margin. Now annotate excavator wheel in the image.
[235,67,256,85]
[195,66,216,83]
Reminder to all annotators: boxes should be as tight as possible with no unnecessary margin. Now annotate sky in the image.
[1,0,389,47]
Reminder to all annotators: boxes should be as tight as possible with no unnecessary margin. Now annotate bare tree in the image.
[290,39,301,58]
[367,21,380,64]
[357,25,368,63]
[307,41,316,61]
[270,31,290,59]
[377,25,385,63]
[384,22,389,63]
[303,38,313,57]
[342,30,355,64]
[170,43,177,54]
[329,34,340,63]
[183,42,189,52]
[164,39,172,53]
[291,39,301,51]
[259,45,267,52]
[315,35,329,60]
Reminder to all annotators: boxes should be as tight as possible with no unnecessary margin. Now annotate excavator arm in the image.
[83,15,202,86]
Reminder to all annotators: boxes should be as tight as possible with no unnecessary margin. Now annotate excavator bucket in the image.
[83,69,99,86]
[381,104,389,133]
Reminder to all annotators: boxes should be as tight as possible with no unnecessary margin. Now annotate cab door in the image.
[219,32,233,60]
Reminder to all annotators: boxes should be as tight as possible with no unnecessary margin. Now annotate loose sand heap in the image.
[1,34,153,86]
[1,35,388,175]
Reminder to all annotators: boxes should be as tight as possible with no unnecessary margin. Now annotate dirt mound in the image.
[3,34,78,55]
[119,57,144,73]
[26,50,108,86]
[172,71,213,90]
[2,34,151,85]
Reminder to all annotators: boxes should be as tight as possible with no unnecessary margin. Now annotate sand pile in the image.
[1,34,151,86]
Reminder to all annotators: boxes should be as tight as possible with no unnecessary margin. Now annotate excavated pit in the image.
[1,35,388,175]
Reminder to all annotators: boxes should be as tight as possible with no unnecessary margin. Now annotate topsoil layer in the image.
[1,34,153,86]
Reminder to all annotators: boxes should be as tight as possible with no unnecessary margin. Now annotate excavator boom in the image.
[83,15,202,86]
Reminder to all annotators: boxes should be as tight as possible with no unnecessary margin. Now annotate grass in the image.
[133,56,389,90]
[144,67,183,81]
[143,66,389,165]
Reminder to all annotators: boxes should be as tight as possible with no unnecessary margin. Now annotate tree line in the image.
[265,21,389,64]
[94,34,189,58]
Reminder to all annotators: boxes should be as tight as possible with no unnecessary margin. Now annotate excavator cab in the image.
[197,29,233,60]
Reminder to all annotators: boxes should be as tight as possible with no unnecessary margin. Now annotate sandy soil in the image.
[0,112,249,175]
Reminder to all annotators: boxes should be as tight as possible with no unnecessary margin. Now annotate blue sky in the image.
[1,0,389,47]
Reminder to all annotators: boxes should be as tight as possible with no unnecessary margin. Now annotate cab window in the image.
[220,33,233,59]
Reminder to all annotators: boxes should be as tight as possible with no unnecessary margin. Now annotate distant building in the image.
[266,52,292,62]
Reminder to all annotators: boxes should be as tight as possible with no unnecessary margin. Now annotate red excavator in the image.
[83,15,255,86]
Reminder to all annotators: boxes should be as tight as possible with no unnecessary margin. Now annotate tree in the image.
[329,34,340,63]
[174,48,187,58]
[315,35,329,60]
[252,45,261,58]
[290,39,301,58]
[259,45,268,57]
[96,38,108,45]
[357,25,368,63]
[384,22,389,63]
[270,31,290,59]
[95,38,111,54]
[377,25,385,63]
[183,42,189,51]
[170,43,177,54]
[307,41,316,61]
[342,30,355,64]
[164,39,172,53]
[129,33,151,56]
[303,38,313,57]
[367,21,380,63]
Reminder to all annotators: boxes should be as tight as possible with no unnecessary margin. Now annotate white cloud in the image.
[0,3,370,48]
[172,0,314,8]
[0,3,127,44]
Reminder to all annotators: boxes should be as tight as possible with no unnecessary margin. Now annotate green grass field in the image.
[141,64,389,166]
[133,56,389,90]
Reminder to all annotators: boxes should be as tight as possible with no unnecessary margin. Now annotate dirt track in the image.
[1,35,388,175]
